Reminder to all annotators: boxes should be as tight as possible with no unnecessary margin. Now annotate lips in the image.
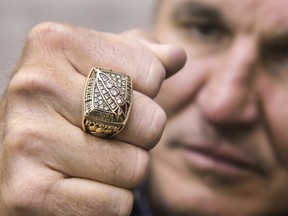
[170,139,264,179]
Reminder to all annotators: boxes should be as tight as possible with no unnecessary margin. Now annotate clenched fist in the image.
[0,22,186,215]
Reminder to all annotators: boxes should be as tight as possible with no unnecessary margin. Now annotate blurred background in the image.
[0,0,155,94]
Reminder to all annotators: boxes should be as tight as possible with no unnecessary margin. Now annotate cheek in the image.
[259,78,288,165]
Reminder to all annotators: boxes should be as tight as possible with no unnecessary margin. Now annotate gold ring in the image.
[82,67,132,138]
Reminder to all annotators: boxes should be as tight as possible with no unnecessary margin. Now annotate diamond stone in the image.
[100,74,108,81]
[111,88,119,96]
[104,94,109,99]
[111,103,117,109]
[106,80,114,89]
[116,96,124,104]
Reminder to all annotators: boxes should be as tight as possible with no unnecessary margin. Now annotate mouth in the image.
[170,140,264,180]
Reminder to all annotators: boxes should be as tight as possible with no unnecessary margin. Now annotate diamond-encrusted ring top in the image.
[82,67,132,138]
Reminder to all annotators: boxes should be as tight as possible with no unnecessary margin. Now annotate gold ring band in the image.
[82,67,132,138]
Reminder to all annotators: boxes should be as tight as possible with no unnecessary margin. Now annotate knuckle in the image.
[121,30,165,98]
[8,66,58,97]
[130,94,166,148]
[1,174,45,214]
[142,104,167,149]
[3,190,36,214]
[101,189,133,216]
[5,120,43,155]
[143,56,166,98]
[26,22,70,53]
[117,190,133,216]
[147,106,167,146]
[129,148,150,188]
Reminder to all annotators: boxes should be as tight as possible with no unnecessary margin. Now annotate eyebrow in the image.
[172,1,222,20]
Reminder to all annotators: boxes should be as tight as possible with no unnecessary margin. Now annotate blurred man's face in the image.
[151,0,288,215]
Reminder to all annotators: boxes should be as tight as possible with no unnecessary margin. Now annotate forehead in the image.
[160,0,288,36]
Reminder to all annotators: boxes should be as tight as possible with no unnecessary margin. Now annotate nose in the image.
[198,36,258,125]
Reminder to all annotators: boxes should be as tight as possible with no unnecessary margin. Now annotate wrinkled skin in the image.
[0,23,186,215]
[149,0,288,215]
[2,0,288,215]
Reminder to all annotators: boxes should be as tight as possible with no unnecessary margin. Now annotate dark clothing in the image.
[131,182,152,216]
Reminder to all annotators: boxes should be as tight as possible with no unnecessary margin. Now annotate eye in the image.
[191,23,220,38]
[261,40,288,77]
[176,18,229,43]
[187,22,223,40]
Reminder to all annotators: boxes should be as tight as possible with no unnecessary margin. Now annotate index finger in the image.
[27,22,186,98]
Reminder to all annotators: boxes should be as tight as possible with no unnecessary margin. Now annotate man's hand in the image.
[0,23,186,215]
